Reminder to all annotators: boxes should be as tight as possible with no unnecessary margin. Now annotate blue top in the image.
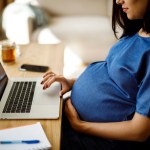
[71,33,150,122]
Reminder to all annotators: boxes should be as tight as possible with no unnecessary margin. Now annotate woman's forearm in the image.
[74,113,150,142]
[78,120,139,141]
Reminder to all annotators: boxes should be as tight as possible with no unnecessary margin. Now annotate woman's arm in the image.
[65,99,150,142]
[79,113,150,142]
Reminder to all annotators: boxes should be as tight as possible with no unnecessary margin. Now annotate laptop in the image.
[0,63,61,119]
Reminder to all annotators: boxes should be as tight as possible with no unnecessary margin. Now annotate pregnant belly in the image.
[71,62,135,122]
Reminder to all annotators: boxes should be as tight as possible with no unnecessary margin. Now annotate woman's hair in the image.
[112,0,150,39]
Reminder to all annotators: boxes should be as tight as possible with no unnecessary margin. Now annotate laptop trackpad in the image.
[33,82,61,105]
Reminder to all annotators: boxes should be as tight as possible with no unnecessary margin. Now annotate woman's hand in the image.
[65,99,150,141]
[41,71,75,96]
[64,99,83,131]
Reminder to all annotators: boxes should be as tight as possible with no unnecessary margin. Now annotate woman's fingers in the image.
[64,99,70,114]
[41,73,71,95]
[42,74,63,89]
[42,71,55,78]
[42,75,57,89]
[64,99,79,120]
[66,100,76,113]
[41,73,55,84]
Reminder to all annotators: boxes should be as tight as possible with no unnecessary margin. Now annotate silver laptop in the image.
[0,63,61,119]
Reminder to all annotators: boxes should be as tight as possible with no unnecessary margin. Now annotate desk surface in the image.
[0,43,64,150]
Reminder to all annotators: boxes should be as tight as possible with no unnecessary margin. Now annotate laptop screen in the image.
[0,63,8,101]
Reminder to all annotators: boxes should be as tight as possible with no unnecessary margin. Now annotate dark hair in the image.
[112,0,150,39]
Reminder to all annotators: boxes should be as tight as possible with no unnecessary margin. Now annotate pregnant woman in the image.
[41,0,150,149]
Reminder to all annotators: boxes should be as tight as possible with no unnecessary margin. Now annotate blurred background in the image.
[0,0,14,40]
[0,0,117,77]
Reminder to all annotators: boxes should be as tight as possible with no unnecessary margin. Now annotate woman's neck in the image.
[138,28,150,37]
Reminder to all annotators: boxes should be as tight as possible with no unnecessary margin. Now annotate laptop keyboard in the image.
[2,81,36,113]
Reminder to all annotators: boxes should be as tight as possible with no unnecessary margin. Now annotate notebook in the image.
[0,62,61,119]
[0,122,51,150]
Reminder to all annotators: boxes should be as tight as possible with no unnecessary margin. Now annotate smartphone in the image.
[19,64,49,72]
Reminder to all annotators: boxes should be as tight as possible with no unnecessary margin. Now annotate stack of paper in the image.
[0,122,51,150]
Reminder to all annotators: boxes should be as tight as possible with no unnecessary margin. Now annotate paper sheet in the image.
[0,122,51,150]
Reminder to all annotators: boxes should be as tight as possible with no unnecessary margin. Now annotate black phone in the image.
[19,64,49,72]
